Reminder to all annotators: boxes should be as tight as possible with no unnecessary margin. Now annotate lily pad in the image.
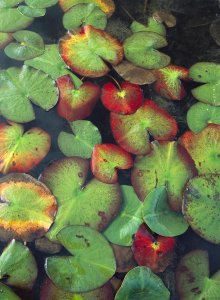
[132,141,196,211]
[59,25,123,78]
[58,120,102,159]
[63,3,107,30]
[4,30,45,61]
[183,174,220,244]
[179,124,220,174]
[190,62,220,106]
[111,244,136,273]
[18,5,46,18]
[0,8,33,33]
[39,157,121,241]
[115,266,170,300]
[25,0,58,8]
[0,0,23,8]
[45,225,116,292]
[0,239,37,289]
[123,31,170,69]
[0,32,12,49]
[187,102,220,133]
[110,100,178,155]
[153,10,176,28]
[0,66,58,123]
[0,173,57,242]
[143,187,189,236]
[130,18,166,36]
[0,283,21,300]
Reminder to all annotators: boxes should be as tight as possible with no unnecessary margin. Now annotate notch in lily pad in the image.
[130,17,166,36]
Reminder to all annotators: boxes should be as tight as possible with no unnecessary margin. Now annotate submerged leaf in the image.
[111,244,136,273]
[0,8,33,33]
[153,10,177,28]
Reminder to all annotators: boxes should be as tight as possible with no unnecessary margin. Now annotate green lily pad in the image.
[39,157,121,241]
[0,283,21,300]
[58,120,102,159]
[142,186,189,237]
[45,225,116,292]
[183,174,220,244]
[25,44,82,88]
[0,8,33,33]
[115,266,170,300]
[0,239,37,289]
[132,141,196,212]
[123,31,170,69]
[0,32,12,49]
[63,3,107,30]
[0,65,58,123]
[190,62,220,106]
[130,18,166,36]
[25,0,58,8]
[0,0,23,8]
[18,5,46,17]
[187,102,220,133]
[4,30,45,61]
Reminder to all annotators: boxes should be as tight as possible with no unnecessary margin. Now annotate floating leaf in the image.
[110,100,178,155]
[18,5,46,17]
[187,102,220,133]
[58,120,101,159]
[63,3,107,30]
[153,10,177,28]
[115,266,170,300]
[111,244,136,273]
[25,0,58,8]
[40,157,121,241]
[132,141,196,211]
[0,239,37,289]
[130,18,166,36]
[56,75,100,121]
[0,8,33,33]
[59,25,123,78]
[0,283,21,300]
[0,173,57,242]
[45,225,116,292]
[0,0,23,8]
[0,66,58,123]
[179,124,220,174]
[183,174,220,244]
[104,185,143,246]
[190,62,220,106]
[4,30,45,61]
[143,187,189,237]
[0,32,12,49]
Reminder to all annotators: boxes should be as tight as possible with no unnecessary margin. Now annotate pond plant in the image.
[0,0,219,299]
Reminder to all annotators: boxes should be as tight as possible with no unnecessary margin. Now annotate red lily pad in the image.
[101,81,144,114]
[179,124,220,174]
[132,141,197,211]
[56,75,101,121]
[59,25,123,78]
[153,65,189,101]
[0,122,51,174]
[91,144,133,184]
[132,224,176,273]
[110,100,178,155]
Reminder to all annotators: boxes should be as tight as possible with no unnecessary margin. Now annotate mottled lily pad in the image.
[0,239,37,289]
[18,5,46,17]
[110,100,177,155]
[45,225,116,292]
[0,8,33,33]
[25,0,58,8]
[0,283,21,300]
[130,18,166,36]
[0,173,57,242]
[0,32,13,49]
[40,157,121,241]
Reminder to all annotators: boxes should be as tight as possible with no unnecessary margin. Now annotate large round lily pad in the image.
[45,225,116,292]
[0,173,57,242]
[39,157,121,241]
[0,8,33,33]
[183,174,220,244]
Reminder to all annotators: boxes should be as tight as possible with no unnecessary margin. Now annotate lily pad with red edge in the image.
[39,157,121,241]
[18,5,46,17]
[153,65,189,101]
[0,239,37,289]
[0,173,57,242]
[0,283,21,300]
[189,62,220,106]
[56,75,101,121]
[187,102,220,133]
[0,32,13,49]
[0,8,33,33]
[179,124,220,174]
[115,266,170,300]
[25,0,58,8]
[45,225,116,292]
[0,122,51,174]
[132,141,197,211]
[123,31,170,70]
[111,244,136,273]
[110,99,178,155]
[40,277,114,300]
[59,25,123,78]
[91,144,133,184]
[132,224,175,273]
[101,81,143,115]
[176,250,220,299]
[183,174,220,244]
[130,18,166,36]
[59,0,115,16]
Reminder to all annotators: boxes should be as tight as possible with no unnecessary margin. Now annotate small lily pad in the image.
[115,266,170,300]
[0,283,21,300]
[0,32,12,49]
[58,120,102,159]
[0,8,33,33]
[18,5,46,18]
[183,174,220,244]
[25,0,58,8]
[45,225,116,292]
[130,18,166,36]
[0,239,37,289]
[0,0,23,8]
